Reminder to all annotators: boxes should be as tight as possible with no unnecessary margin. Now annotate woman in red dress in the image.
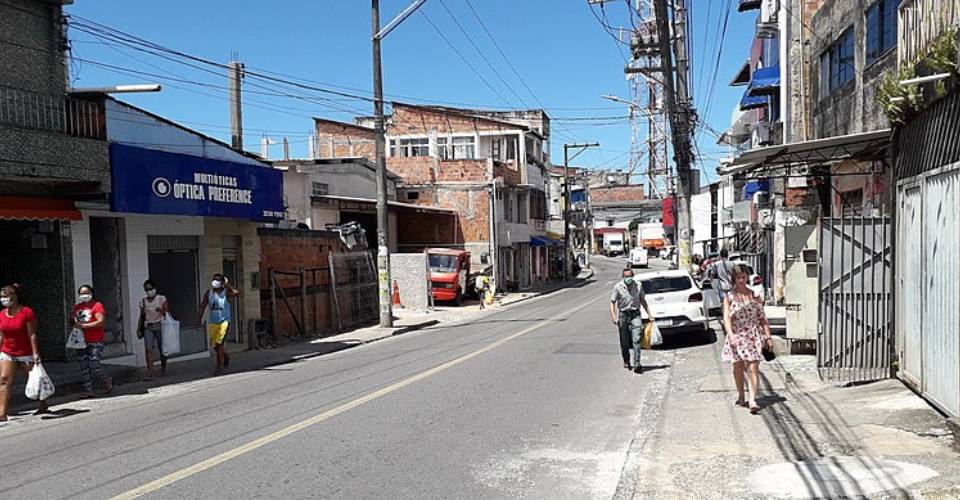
[721,265,774,414]
[0,284,48,421]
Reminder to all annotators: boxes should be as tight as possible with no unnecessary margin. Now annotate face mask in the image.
[0,298,12,308]
[623,277,635,286]
[146,289,157,298]
[211,280,222,289]
[78,294,93,303]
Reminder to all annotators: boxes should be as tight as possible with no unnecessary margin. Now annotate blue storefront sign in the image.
[109,143,284,221]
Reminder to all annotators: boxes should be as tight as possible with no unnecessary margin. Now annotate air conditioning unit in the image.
[752,190,771,207]
[752,122,771,147]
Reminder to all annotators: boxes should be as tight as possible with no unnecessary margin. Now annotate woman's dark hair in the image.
[143,279,157,289]
[77,284,94,294]
[1,283,22,300]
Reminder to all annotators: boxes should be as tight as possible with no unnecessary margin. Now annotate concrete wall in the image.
[690,191,713,248]
[0,127,110,194]
[390,253,432,311]
[0,1,66,94]
[808,0,895,139]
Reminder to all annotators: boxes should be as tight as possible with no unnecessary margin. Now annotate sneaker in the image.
[633,365,644,374]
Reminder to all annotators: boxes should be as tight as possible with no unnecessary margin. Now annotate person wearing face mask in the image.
[609,268,655,373]
[72,285,113,397]
[137,279,169,380]
[0,284,48,421]
[196,273,239,375]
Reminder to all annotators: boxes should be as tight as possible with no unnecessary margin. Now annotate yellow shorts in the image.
[207,321,230,345]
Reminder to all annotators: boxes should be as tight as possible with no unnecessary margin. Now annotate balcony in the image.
[898,0,960,67]
[0,84,105,140]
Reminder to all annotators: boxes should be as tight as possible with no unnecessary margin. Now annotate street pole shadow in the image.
[40,408,91,420]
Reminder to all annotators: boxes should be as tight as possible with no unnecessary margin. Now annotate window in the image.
[437,136,475,160]
[820,28,855,95]
[517,192,528,223]
[389,137,429,157]
[607,219,615,227]
[866,0,899,64]
[505,136,517,161]
[491,139,502,160]
[406,191,419,201]
[311,182,329,197]
[641,276,694,294]
[428,254,457,273]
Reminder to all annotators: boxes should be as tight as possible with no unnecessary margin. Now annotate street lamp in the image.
[371,0,427,328]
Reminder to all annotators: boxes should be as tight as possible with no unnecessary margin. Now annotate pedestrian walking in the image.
[72,285,114,398]
[137,279,169,381]
[475,274,490,310]
[708,248,734,303]
[721,264,774,414]
[0,284,48,421]
[196,274,238,375]
[608,268,655,374]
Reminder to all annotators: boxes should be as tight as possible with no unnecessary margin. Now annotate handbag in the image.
[66,327,86,350]
[762,340,776,362]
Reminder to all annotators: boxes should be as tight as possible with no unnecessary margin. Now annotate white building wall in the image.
[691,191,713,246]
[72,211,206,367]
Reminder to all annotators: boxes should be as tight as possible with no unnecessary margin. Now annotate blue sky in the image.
[66,0,757,185]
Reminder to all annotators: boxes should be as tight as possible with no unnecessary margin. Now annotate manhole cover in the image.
[748,456,937,498]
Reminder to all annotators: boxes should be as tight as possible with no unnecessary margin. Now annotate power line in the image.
[417,8,514,108]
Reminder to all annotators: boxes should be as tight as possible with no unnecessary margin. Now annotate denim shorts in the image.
[143,322,163,353]
[0,352,33,363]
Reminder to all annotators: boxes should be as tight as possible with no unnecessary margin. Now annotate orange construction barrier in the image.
[392,280,402,307]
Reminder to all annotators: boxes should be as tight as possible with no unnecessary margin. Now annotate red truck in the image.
[426,248,471,306]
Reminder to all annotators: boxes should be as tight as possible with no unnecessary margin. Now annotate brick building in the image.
[312,103,553,291]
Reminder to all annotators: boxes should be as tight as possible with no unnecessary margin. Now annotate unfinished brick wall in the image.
[591,185,647,203]
[314,119,375,160]
[258,228,347,337]
[386,156,435,184]
[436,188,490,243]
[391,103,525,135]
[437,159,490,183]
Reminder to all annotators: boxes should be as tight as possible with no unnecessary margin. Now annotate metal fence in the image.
[817,214,893,384]
[0,84,104,140]
[328,251,379,331]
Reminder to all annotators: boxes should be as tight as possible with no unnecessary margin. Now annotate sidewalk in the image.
[9,271,594,414]
[630,341,960,499]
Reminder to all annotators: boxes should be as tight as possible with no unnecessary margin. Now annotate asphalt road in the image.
[0,256,691,500]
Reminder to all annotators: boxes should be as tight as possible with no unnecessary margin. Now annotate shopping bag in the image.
[161,314,180,357]
[649,322,664,347]
[25,363,55,400]
[66,327,86,350]
[640,322,652,350]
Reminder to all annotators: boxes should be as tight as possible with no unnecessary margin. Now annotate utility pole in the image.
[371,0,392,327]
[563,142,599,281]
[371,0,427,328]
[653,0,694,269]
[228,60,245,150]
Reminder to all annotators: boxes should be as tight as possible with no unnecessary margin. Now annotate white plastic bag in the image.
[649,322,664,347]
[25,363,55,400]
[66,327,86,350]
[161,313,180,357]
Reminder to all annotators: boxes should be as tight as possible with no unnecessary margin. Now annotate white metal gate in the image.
[898,164,960,417]
[817,215,893,383]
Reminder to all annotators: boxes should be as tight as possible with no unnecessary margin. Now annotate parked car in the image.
[628,247,649,268]
[638,270,710,335]
[700,278,722,316]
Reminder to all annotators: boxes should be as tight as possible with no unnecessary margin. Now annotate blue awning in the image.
[531,236,551,247]
[747,66,780,96]
[739,91,768,111]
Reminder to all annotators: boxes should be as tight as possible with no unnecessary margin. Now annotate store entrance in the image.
[147,236,204,357]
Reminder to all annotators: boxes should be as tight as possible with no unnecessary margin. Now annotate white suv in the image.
[639,270,710,334]
[628,247,649,268]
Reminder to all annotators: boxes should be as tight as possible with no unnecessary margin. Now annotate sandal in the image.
[735,398,747,408]
[749,404,761,414]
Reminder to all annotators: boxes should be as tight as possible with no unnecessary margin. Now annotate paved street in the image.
[1,257,677,499]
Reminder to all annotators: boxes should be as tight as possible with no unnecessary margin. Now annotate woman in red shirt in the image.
[0,284,48,421]
[72,285,113,398]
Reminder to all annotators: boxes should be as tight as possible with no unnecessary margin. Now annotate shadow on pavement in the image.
[655,329,718,350]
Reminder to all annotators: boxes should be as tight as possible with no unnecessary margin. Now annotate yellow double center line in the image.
[113,291,607,499]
